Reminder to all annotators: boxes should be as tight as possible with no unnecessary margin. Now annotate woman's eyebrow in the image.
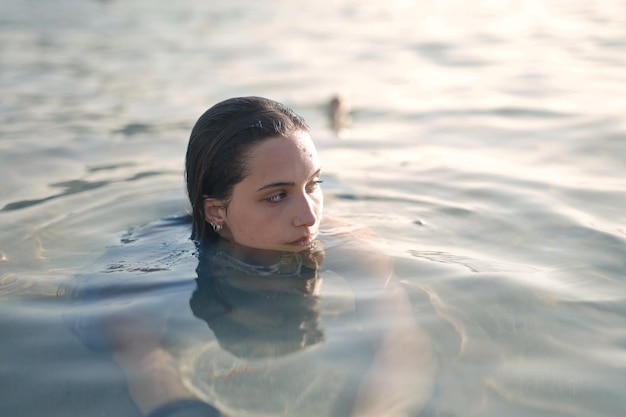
[256,181,294,192]
[256,168,322,192]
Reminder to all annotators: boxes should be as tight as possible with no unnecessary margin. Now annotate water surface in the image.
[1,0,625,416]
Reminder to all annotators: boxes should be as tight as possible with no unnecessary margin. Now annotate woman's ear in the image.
[203,198,226,226]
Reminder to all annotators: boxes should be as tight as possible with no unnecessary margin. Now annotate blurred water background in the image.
[1,0,625,416]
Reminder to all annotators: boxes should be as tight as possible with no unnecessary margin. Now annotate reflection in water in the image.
[180,230,433,417]
[190,241,326,358]
[181,238,370,417]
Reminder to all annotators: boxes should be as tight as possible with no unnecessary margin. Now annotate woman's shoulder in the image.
[319,217,393,282]
[321,217,386,243]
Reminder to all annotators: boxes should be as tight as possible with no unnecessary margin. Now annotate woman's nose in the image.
[294,194,318,227]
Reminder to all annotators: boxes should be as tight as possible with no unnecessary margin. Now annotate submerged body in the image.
[70,214,434,417]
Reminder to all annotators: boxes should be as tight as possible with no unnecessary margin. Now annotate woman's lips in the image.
[288,235,315,246]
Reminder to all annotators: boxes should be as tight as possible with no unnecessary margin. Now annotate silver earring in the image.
[212,223,222,233]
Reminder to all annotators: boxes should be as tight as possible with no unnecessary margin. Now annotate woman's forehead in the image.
[246,132,320,172]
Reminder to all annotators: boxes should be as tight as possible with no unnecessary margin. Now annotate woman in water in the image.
[84,97,433,417]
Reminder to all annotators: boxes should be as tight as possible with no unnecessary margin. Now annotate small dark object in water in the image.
[328,94,351,135]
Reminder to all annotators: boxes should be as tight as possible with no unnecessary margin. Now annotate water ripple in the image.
[1,180,109,211]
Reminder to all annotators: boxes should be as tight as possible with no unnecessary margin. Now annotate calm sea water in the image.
[1,0,625,416]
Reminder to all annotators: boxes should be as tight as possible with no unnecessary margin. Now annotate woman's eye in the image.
[307,179,323,192]
[267,192,287,203]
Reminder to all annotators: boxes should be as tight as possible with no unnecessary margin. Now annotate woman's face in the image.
[215,131,323,253]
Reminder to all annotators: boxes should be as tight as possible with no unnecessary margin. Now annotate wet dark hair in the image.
[185,96,310,242]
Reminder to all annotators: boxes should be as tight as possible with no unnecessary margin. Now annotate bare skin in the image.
[105,307,198,415]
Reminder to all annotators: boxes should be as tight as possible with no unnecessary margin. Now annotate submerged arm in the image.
[105,309,220,417]
[324,223,435,417]
[351,276,435,417]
